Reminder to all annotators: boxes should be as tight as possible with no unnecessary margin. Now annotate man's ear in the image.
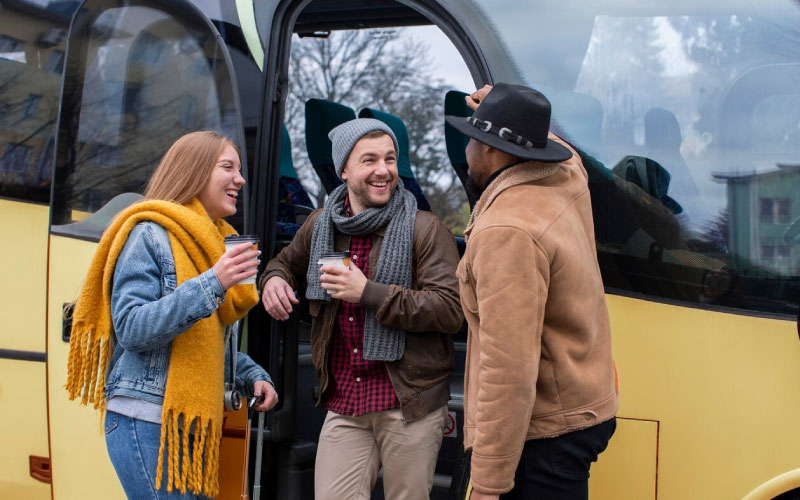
[340,165,349,182]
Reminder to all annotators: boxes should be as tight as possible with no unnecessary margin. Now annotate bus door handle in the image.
[62,303,75,343]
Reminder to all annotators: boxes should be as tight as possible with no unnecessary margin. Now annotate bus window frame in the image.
[49,0,251,241]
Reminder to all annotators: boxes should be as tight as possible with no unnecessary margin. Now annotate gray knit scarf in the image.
[306,183,417,361]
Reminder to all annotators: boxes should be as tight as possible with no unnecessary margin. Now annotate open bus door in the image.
[45,1,254,497]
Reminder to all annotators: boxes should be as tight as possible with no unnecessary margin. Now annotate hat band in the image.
[466,117,546,149]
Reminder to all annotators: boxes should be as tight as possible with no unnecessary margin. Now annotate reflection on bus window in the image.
[0,1,78,203]
[474,0,800,315]
[285,26,473,235]
[52,5,240,226]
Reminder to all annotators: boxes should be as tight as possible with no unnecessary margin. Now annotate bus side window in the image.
[52,3,244,231]
[0,4,76,203]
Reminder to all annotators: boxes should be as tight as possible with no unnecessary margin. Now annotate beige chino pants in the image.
[314,405,448,500]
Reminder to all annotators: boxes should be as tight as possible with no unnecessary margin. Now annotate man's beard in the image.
[350,182,396,210]
[465,171,484,203]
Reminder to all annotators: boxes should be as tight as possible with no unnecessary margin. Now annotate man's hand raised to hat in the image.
[465,84,493,111]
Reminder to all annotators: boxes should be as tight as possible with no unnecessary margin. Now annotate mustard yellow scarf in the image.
[65,198,259,497]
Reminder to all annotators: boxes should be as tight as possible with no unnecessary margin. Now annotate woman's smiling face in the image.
[197,144,244,220]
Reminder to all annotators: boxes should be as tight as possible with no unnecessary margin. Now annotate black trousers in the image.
[452,418,617,500]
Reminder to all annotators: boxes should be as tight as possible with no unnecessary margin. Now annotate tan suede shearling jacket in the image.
[457,134,618,495]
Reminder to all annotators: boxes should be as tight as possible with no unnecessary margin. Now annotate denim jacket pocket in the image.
[145,344,171,386]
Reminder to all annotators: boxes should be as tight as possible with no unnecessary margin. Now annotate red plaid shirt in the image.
[322,198,400,417]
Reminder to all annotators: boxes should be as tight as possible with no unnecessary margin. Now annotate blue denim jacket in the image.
[105,221,269,420]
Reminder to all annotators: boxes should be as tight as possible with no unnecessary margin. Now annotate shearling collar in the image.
[464,161,560,240]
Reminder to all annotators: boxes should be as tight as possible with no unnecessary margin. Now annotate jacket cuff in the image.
[469,451,518,495]
[259,269,292,290]
[360,280,390,311]
[199,268,225,307]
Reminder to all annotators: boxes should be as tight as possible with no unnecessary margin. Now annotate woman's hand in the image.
[252,380,278,411]
[213,242,260,290]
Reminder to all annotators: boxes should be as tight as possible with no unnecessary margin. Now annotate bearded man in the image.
[260,118,463,500]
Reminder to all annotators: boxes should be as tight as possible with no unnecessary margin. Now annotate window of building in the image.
[760,198,792,223]
[0,34,24,60]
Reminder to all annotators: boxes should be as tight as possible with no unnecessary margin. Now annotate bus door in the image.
[46,1,250,497]
[0,1,79,498]
[247,1,487,497]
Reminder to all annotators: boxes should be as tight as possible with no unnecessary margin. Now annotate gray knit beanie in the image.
[328,118,399,179]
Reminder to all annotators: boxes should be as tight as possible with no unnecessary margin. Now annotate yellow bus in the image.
[2,0,800,498]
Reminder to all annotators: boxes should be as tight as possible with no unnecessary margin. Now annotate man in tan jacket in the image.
[446,84,618,499]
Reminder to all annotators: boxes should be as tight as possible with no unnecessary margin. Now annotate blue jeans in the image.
[105,410,209,500]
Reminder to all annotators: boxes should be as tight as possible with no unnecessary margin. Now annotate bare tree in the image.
[285,29,468,233]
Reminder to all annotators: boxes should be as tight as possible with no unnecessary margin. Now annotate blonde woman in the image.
[66,131,278,499]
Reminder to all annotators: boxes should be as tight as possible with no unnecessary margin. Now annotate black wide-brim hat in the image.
[445,83,572,163]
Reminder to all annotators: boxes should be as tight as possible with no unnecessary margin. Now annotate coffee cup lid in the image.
[224,234,259,243]
[320,251,350,259]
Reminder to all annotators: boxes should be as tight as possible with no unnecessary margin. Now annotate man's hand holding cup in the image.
[318,251,366,303]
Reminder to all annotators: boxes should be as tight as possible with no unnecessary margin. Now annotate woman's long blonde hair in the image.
[144,131,239,204]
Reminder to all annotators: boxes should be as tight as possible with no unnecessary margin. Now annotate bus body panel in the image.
[742,469,800,500]
[46,234,124,498]
[608,294,800,499]
[0,359,50,499]
[589,417,658,499]
[0,199,50,496]
[0,199,48,352]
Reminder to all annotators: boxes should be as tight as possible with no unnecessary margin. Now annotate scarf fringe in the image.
[64,321,112,410]
[155,409,221,497]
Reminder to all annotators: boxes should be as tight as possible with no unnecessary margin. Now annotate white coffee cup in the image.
[224,235,260,285]
[318,251,351,294]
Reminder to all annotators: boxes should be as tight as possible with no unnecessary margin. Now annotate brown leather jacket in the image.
[261,209,463,422]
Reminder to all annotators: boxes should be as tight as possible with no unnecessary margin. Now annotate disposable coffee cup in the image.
[318,251,351,294]
[224,235,260,285]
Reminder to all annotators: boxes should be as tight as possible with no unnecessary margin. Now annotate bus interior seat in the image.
[357,107,431,211]
[607,155,685,254]
[537,89,682,255]
[549,90,606,163]
[277,125,314,236]
[443,90,477,207]
[304,98,354,194]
